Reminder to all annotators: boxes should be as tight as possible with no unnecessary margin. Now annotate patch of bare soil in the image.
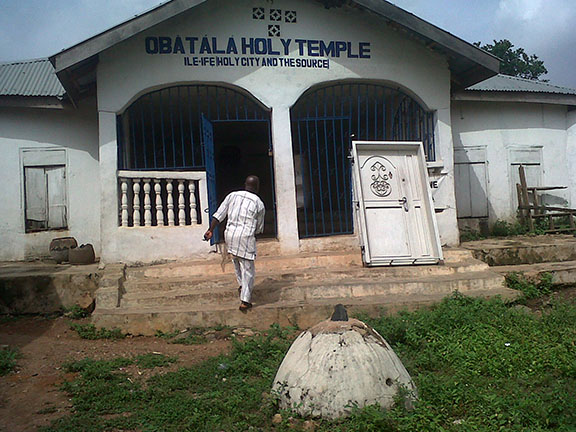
[0,316,232,432]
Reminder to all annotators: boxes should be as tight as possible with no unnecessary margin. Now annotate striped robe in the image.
[213,190,265,260]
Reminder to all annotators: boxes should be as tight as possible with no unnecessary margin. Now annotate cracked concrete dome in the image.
[272,317,417,419]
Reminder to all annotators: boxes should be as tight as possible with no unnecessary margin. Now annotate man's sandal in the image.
[239,301,252,312]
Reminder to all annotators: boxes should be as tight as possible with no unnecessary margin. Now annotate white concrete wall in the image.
[452,100,570,224]
[96,0,458,262]
[568,110,576,207]
[0,99,100,261]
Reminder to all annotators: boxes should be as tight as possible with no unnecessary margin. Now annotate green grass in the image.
[156,325,234,345]
[63,304,90,320]
[42,296,576,431]
[69,323,125,340]
[0,346,20,376]
[505,271,554,301]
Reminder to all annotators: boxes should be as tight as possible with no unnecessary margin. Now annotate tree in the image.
[474,39,548,81]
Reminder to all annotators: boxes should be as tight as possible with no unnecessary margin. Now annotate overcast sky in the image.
[1,0,575,88]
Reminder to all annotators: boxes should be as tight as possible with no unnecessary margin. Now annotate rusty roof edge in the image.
[0,58,66,98]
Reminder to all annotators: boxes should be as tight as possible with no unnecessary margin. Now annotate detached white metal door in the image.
[352,141,443,266]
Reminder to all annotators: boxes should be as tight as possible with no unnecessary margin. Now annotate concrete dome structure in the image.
[272,314,417,419]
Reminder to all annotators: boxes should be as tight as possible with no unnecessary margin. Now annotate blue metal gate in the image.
[201,114,219,244]
[294,117,352,238]
[291,82,435,239]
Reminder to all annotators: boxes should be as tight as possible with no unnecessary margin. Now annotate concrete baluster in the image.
[143,179,152,227]
[189,181,197,224]
[121,179,129,227]
[154,179,164,226]
[133,180,141,227]
[178,180,186,225]
[167,181,175,226]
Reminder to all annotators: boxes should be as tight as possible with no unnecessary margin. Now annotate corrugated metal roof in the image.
[468,74,576,95]
[0,58,65,97]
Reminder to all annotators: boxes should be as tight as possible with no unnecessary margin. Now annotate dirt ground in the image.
[0,316,233,432]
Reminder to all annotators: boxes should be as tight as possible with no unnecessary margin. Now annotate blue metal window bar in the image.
[291,82,436,239]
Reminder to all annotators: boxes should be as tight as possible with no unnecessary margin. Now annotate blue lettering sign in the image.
[199,37,212,54]
[173,36,185,54]
[226,37,238,54]
[145,36,372,61]
[145,37,158,54]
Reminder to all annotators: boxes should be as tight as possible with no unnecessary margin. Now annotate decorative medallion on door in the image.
[370,161,393,197]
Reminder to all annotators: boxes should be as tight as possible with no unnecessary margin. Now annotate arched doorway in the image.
[291,82,435,239]
[117,84,276,238]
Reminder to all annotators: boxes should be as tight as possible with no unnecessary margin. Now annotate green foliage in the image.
[154,329,180,339]
[42,325,294,432]
[490,219,529,237]
[135,353,177,369]
[475,39,548,81]
[359,294,576,431]
[69,323,125,340]
[43,300,576,431]
[64,304,90,320]
[172,334,207,345]
[0,346,20,376]
[505,272,554,300]
[460,230,485,242]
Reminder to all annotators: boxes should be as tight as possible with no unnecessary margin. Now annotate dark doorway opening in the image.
[213,121,276,238]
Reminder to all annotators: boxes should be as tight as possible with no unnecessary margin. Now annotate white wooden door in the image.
[352,141,442,266]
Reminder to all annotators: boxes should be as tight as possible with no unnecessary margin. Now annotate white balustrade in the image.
[118,171,205,228]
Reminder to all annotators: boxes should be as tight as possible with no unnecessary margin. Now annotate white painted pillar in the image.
[433,107,460,246]
[98,111,120,264]
[567,110,576,208]
[271,106,300,253]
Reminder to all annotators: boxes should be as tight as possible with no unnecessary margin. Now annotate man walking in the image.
[204,175,265,311]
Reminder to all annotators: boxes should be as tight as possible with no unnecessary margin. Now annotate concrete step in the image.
[122,258,489,294]
[120,267,502,309]
[463,234,576,266]
[494,260,576,286]
[125,249,476,280]
[93,248,505,335]
[126,250,364,279]
[93,285,519,336]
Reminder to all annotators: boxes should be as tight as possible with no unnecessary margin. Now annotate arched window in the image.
[118,85,269,170]
[291,82,435,238]
[117,85,277,237]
